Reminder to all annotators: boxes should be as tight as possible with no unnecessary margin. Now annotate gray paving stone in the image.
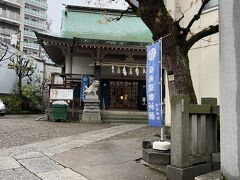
[195,170,221,180]
[19,156,64,174]
[0,167,40,180]
[38,168,88,180]
[0,156,21,170]
[15,152,44,160]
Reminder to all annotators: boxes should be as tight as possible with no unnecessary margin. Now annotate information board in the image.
[50,88,74,100]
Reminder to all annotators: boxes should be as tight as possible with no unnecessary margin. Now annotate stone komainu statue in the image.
[84,80,99,96]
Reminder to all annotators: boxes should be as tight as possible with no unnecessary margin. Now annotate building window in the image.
[204,0,218,10]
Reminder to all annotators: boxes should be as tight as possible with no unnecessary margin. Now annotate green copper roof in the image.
[60,6,153,44]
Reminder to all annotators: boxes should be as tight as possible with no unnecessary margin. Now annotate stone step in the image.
[102,119,148,124]
[143,148,170,166]
[102,111,147,115]
[102,115,147,120]
[102,111,148,120]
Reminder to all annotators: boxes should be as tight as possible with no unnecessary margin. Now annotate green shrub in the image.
[1,95,22,113]
[22,85,44,113]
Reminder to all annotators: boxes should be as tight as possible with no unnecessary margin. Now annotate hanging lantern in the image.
[112,65,115,74]
[143,67,146,74]
[122,66,127,76]
[135,66,139,76]
[117,66,121,74]
[129,67,133,75]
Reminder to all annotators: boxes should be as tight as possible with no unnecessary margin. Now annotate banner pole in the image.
[160,37,164,142]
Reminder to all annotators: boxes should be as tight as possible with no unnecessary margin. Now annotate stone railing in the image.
[167,96,219,180]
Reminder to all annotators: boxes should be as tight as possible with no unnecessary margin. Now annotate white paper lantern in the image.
[112,65,115,73]
[122,66,127,76]
[129,68,133,75]
[117,66,121,74]
[135,66,139,76]
[143,67,146,74]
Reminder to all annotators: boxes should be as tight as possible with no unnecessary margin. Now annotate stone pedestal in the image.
[81,95,101,124]
[167,164,212,180]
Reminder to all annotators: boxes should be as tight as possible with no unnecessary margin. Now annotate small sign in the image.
[80,75,89,102]
[168,74,175,82]
[50,88,73,100]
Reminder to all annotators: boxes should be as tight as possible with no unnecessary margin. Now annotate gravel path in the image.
[0,115,113,149]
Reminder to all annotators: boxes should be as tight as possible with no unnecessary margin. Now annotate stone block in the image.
[201,98,217,106]
[142,137,162,149]
[15,152,44,160]
[84,99,100,103]
[194,170,221,180]
[212,163,220,171]
[19,156,64,174]
[0,156,21,170]
[81,114,101,124]
[143,149,170,165]
[167,163,212,180]
[0,168,40,180]
[38,168,87,180]
[212,153,220,163]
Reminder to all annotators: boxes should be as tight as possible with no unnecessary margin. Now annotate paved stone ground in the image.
[0,115,166,179]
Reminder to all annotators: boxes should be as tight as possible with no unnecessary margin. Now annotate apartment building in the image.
[23,0,48,56]
[0,0,24,50]
[0,0,48,55]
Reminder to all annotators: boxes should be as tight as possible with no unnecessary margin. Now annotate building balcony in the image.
[25,0,48,10]
[0,28,18,37]
[0,0,21,9]
[0,12,21,26]
[24,19,47,30]
[25,8,47,20]
[23,42,40,50]
[24,31,36,38]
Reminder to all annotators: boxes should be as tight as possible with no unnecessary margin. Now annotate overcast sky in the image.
[47,0,127,33]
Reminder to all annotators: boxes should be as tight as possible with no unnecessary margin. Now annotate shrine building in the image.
[36,5,167,115]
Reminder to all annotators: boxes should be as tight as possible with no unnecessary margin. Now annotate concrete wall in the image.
[220,0,240,179]
[0,43,44,95]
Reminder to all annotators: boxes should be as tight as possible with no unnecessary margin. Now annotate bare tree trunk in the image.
[18,75,23,110]
[162,38,197,104]
[135,0,197,103]
[18,76,22,98]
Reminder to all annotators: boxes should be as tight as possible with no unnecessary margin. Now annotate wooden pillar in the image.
[65,54,72,74]
[94,61,101,81]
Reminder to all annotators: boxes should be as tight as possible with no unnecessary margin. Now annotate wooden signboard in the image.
[50,88,74,100]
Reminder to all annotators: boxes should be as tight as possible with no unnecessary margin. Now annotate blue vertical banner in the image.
[80,75,89,102]
[146,41,162,127]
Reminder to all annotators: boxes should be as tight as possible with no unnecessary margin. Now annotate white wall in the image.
[0,44,45,94]
[72,55,94,75]
[0,60,17,94]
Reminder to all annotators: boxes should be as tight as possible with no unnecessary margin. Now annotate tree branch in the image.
[124,0,139,12]
[186,24,219,50]
[106,8,131,21]
[184,0,212,36]
[0,42,10,64]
